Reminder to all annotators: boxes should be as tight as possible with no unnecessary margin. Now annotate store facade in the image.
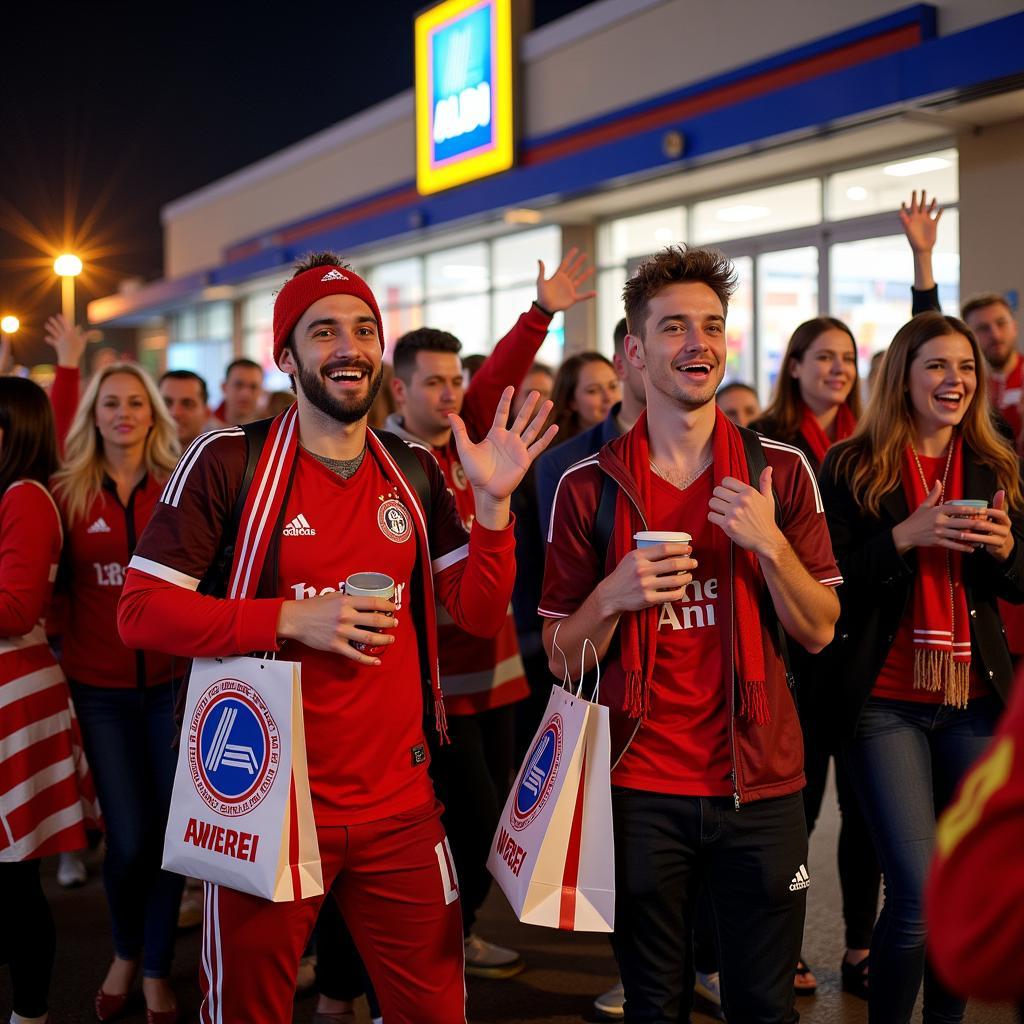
[89,0,1024,400]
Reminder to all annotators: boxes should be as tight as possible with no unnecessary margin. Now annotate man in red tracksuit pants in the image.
[117,253,558,1024]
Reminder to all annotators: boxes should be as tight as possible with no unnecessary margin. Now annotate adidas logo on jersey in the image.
[789,864,810,891]
[86,517,112,534]
[283,513,316,537]
[320,269,347,282]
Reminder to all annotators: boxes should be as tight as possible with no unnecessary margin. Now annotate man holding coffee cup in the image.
[540,246,841,1023]
[118,252,558,1024]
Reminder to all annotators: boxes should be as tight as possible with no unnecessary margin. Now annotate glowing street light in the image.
[0,315,19,335]
[54,253,84,323]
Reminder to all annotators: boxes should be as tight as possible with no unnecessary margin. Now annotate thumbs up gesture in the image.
[708,465,786,557]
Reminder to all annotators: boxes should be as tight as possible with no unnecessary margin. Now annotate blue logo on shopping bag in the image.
[189,680,279,817]
[510,714,562,832]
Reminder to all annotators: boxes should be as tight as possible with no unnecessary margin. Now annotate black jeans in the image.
[612,787,808,1024]
[428,704,515,935]
[314,894,381,1017]
[0,860,55,1018]
[801,694,880,950]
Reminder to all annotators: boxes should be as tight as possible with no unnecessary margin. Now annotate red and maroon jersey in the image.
[383,304,552,716]
[540,434,841,802]
[988,358,1023,449]
[118,428,517,825]
[611,468,733,796]
[57,474,175,690]
[926,668,1024,1001]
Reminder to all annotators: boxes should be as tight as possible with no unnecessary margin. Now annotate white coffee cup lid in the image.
[634,530,692,544]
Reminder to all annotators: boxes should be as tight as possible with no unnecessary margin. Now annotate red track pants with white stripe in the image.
[198,798,466,1023]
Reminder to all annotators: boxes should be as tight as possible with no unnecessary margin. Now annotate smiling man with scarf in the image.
[539,246,841,1024]
[117,253,558,1024]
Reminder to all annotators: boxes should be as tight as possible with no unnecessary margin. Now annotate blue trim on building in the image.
[91,6,1024,323]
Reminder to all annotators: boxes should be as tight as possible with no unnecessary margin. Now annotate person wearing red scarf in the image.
[540,246,841,1024]
[819,311,1024,1024]
[117,252,559,1024]
[751,317,877,997]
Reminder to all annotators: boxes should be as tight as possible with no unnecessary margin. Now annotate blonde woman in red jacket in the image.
[51,362,181,1023]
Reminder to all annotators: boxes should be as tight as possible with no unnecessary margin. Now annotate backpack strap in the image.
[372,429,433,532]
[738,425,795,689]
[592,471,618,559]
[199,417,275,598]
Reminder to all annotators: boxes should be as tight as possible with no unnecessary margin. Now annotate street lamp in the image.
[54,253,83,323]
[0,315,19,335]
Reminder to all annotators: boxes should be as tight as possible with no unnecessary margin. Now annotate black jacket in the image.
[818,444,1024,734]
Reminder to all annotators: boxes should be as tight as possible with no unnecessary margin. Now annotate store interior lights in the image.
[882,156,951,177]
[845,186,869,201]
[715,204,771,223]
[442,264,488,282]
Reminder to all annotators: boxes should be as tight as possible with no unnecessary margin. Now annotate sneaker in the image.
[177,892,203,930]
[57,851,87,888]
[295,953,317,993]
[463,933,524,979]
[694,971,723,1017]
[593,981,625,1019]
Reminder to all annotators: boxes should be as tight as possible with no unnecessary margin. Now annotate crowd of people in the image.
[1,193,1022,1024]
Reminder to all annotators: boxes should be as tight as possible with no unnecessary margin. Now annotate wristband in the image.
[532,300,554,318]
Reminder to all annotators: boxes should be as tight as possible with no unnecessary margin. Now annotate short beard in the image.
[292,348,383,424]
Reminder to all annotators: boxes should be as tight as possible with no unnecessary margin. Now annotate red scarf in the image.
[900,433,971,707]
[227,405,448,738]
[612,407,770,725]
[799,401,857,467]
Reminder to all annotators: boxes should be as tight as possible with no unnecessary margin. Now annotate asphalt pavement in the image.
[3,765,1015,1023]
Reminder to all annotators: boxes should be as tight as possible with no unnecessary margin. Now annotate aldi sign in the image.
[416,0,515,195]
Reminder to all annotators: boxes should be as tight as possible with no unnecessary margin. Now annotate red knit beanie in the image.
[272,264,384,366]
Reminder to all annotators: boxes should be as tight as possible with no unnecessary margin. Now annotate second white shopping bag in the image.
[162,655,323,902]
[488,635,614,932]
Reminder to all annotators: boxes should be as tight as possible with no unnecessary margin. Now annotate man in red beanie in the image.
[118,252,558,1024]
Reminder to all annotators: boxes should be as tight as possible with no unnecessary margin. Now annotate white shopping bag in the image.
[163,655,323,902]
[488,636,614,931]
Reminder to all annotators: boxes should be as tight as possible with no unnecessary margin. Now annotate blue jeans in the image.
[70,681,184,978]
[843,695,1000,1024]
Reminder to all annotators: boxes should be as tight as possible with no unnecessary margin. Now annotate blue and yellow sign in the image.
[415,0,514,195]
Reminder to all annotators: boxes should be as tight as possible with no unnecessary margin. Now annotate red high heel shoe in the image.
[146,1009,179,1024]
[94,988,130,1022]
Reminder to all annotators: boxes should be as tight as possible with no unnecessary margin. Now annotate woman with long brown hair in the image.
[820,311,1024,1024]
[52,362,183,1023]
[1,377,99,1024]
[548,351,620,444]
[752,317,876,998]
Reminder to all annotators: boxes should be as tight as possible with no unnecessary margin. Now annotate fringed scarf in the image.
[799,401,857,467]
[901,433,971,708]
[226,405,448,738]
[611,407,770,726]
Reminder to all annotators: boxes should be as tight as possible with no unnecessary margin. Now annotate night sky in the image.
[0,1,589,358]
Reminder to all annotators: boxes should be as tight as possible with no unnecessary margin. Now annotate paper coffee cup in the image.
[634,531,692,549]
[344,572,396,600]
[344,572,396,655]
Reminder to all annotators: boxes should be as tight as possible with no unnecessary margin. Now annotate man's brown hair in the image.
[960,292,1013,322]
[622,246,737,337]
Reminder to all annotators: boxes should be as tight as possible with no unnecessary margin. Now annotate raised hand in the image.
[899,190,943,254]
[536,247,597,314]
[43,313,90,369]
[449,386,558,504]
